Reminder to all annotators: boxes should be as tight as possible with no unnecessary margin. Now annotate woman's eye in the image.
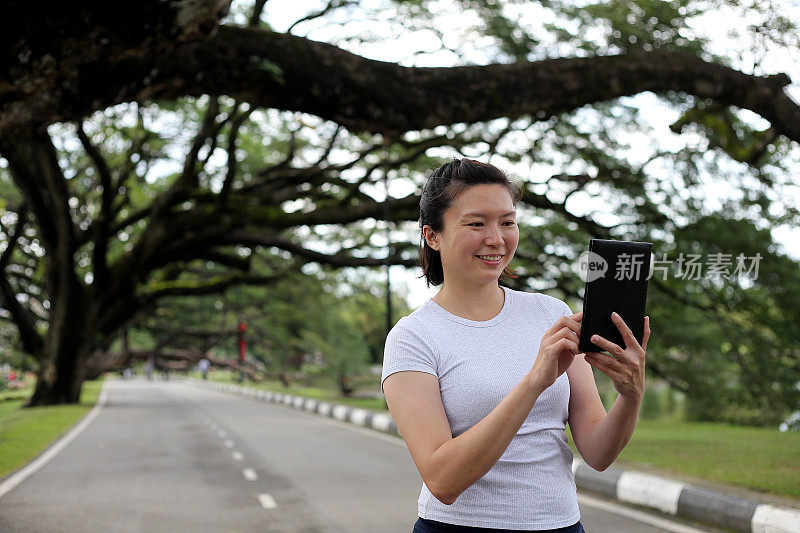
[503,221,516,226]
[469,222,483,227]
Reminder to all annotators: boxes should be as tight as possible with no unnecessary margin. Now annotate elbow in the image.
[585,458,611,472]
[427,479,460,505]
[433,491,458,506]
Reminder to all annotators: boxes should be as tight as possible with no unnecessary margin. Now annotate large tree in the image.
[1,0,799,424]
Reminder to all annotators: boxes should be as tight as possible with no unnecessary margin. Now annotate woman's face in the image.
[424,183,519,287]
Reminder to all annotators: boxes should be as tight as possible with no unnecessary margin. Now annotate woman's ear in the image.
[422,225,440,251]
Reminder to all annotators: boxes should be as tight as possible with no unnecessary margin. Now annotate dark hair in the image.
[418,158,523,287]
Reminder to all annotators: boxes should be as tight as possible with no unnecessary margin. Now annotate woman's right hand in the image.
[526,312,583,393]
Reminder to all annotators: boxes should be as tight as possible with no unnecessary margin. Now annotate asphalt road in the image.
[0,380,717,532]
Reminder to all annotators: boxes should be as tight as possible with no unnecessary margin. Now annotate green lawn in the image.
[0,380,104,480]
[572,419,800,503]
[202,372,800,504]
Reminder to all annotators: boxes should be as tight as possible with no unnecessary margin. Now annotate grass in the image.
[0,380,104,480]
[0,389,32,403]
[201,371,800,505]
[569,419,800,503]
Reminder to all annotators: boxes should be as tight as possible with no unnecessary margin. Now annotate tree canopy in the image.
[1,0,799,424]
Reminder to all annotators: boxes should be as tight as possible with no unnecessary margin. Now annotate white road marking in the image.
[242,468,258,481]
[0,382,110,500]
[232,451,244,461]
[217,430,227,438]
[181,379,721,531]
[577,492,710,533]
[257,493,278,509]
[224,439,234,448]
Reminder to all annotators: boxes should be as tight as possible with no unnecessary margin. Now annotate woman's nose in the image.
[484,224,503,244]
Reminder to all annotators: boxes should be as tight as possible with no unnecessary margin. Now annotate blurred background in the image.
[1,0,799,530]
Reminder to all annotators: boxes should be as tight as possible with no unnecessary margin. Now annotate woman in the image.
[381,158,651,533]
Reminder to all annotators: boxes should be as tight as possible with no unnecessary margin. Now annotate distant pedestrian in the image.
[198,358,210,380]
[382,159,651,532]
[145,356,154,381]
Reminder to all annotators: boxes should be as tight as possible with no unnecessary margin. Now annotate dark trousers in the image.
[412,517,585,533]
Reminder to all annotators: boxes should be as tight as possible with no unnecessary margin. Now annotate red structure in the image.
[238,321,247,364]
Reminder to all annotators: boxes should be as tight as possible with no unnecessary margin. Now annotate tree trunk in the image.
[25,275,92,407]
[27,346,88,406]
[338,374,354,397]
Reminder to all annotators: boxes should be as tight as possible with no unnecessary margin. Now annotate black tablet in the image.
[577,238,652,354]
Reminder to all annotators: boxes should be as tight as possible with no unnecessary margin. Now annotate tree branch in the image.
[224,230,418,267]
[0,205,43,355]
[139,273,280,303]
[248,0,269,27]
[76,121,115,289]
[3,20,798,145]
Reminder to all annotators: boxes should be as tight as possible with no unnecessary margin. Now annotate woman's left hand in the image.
[583,312,650,402]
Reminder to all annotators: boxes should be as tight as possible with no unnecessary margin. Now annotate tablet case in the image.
[578,239,652,354]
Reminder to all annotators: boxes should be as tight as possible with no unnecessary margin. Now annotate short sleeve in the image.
[534,293,574,326]
[380,316,439,394]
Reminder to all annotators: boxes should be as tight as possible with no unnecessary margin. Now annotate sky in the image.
[231,0,800,308]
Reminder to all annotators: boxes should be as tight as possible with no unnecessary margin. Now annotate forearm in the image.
[583,393,642,471]
[429,376,544,504]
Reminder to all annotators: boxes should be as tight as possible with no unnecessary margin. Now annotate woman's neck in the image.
[432,282,505,321]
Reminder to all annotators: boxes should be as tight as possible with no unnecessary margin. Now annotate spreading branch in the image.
[1,13,798,144]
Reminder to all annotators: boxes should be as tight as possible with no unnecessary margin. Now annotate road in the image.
[0,380,717,532]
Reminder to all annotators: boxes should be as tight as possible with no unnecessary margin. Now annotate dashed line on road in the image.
[257,493,278,509]
[224,439,234,448]
[217,430,227,438]
[577,492,709,533]
[311,411,405,447]
[242,468,258,481]
[232,451,244,461]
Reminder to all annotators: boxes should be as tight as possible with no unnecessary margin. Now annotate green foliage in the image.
[671,101,780,165]
[0,380,103,478]
[645,214,800,425]
[546,0,710,54]
[1,0,799,422]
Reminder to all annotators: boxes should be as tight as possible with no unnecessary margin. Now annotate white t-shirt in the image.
[381,285,580,530]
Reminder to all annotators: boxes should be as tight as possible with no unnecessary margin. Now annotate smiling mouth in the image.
[476,255,504,263]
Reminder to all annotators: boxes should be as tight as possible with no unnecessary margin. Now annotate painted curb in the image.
[187,379,800,533]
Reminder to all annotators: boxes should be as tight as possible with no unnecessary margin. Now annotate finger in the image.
[556,315,582,336]
[584,351,624,373]
[545,315,569,337]
[590,334,625,359]
[642,316,650,352]
[565,316,582,335]
[584,352,621,377]
[552,326,580,344]
[555,335,579,350]
[546,315,582,340]
[554,337,579,356]
[611,312,639,350]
